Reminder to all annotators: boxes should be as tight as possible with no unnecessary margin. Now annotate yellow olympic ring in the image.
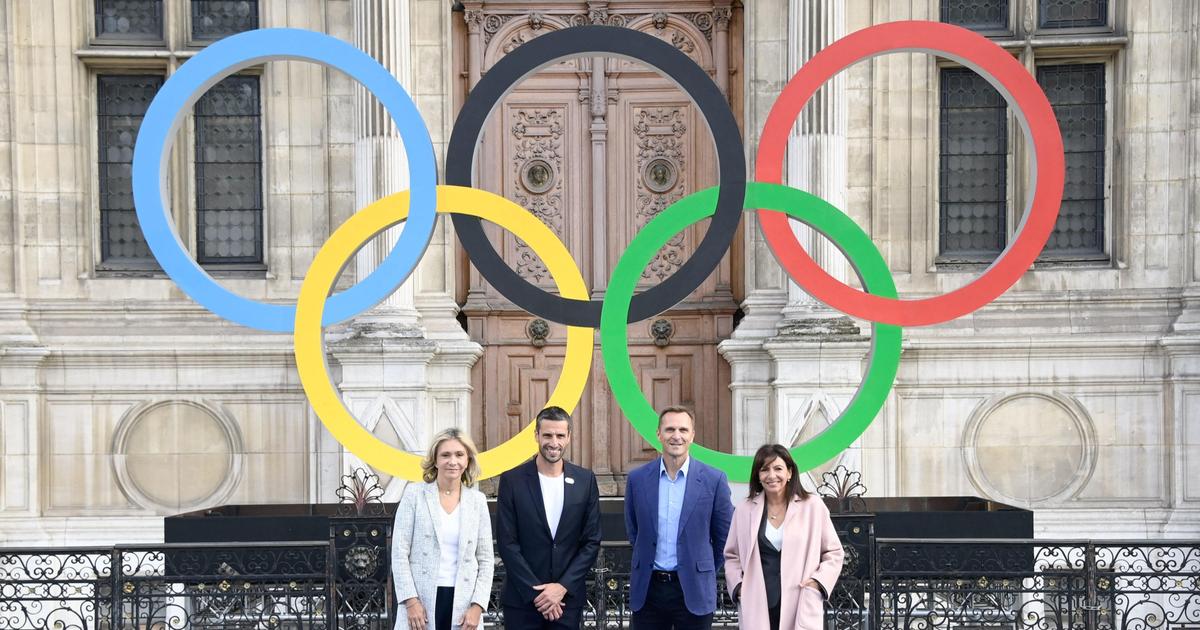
[294,185,592,480]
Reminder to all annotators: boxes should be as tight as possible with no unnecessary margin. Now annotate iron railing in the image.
[1,542,330,629]
[3,537,1196,629]
[874,539,1200,630]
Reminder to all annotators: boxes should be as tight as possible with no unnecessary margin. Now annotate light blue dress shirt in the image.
[653,455,690,571]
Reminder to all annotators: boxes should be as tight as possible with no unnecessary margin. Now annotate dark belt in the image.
[652,570,678,583]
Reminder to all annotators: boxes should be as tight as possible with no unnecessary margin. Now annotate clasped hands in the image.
[533,582,568,620]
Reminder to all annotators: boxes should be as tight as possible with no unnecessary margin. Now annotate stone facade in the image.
[0,0,471,545]
[729,0,1200,538]
[0,0,1197,545]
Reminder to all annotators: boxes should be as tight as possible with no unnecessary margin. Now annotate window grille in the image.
[1038,64,1105,256]
[194,76,263,264]
[940,0,1009,32]
[191,0,259,41]
[98,75,162,263]
[939,68,1008,259]
[1039,0,1107,29]
[94,0,163,41]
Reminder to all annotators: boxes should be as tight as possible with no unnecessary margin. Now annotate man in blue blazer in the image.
[624,405,734,629]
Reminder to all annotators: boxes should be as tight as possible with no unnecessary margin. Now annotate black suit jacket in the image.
[496,459,601,610]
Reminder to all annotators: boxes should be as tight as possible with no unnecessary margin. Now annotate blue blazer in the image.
[624,456,734,616]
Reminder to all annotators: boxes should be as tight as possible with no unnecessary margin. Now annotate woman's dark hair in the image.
[747,444,808,500]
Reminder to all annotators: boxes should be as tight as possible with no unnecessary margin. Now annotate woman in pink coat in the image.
[723,444,844,630]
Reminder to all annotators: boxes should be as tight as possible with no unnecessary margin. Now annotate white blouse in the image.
[435,504,462,587]
[764,520,784,551]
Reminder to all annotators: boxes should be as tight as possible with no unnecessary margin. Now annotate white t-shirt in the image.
[764,520,784,551]
[435,504,462,587]
[538,472,566,539]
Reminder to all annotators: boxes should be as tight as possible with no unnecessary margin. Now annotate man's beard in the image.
[540,446,563,463]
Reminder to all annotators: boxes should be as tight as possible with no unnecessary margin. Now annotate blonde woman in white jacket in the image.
[391,429,495,630]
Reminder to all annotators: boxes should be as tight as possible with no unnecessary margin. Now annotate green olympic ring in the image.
[600,182,903,480]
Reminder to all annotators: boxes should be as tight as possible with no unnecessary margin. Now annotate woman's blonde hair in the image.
[421,428,481,486]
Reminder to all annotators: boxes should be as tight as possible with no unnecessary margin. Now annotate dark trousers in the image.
[435,586,454,630]
[631,572,714,630]
[503,604,584,629]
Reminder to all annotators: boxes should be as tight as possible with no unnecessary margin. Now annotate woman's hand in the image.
[803,578,825,598]
[404,597,427,630]
[460,603,484,630]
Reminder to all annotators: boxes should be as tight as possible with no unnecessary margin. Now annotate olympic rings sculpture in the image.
[131,21,1064,481]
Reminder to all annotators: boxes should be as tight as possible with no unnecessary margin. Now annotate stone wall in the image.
[0,0,1196,545]
[727,0,1200,537]
[0,0,473,546]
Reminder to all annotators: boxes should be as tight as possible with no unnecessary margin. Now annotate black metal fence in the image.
[0,543,329,629]
[3,537,1197,629]
[874,539,1200,630]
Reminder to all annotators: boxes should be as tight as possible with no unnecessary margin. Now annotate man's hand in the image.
[540,602,563,621]
[533,582,568,618]
[404,598,427,630]
[459,603,483,630]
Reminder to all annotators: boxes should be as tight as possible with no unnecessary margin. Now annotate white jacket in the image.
[391,482,495,630]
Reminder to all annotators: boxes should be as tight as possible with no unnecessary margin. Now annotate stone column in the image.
[724,0,866,468]
[729,0,792,339]
[324,0,481,498]
[351,0,419,329]
[782,0,850,322]
[719,0,791,456]
[413,0,473,341]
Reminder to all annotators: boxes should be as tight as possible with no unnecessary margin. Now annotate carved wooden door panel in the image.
[459,2,739,491]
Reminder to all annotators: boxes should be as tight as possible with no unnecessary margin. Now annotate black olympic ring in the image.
[446,25,746,328]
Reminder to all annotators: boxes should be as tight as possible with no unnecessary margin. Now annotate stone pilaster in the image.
[0,331,46,520]
[1163,0,1200,526]
[351,0,419,328]
[729,0,789,340]
[720,0,789,456]
[723,0,855,460]
[323,1,480,497]
[412,0,471,341]
[1171,0,1200,334]
[782,0,850,323]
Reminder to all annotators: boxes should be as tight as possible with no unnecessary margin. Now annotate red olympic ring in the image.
[755,21,1065,327]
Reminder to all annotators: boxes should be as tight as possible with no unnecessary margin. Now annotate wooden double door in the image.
[456,2,742,491]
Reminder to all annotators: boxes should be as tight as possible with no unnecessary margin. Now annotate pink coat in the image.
[723,493,844,629]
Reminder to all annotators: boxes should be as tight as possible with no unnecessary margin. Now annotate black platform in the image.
[166,495,1031,544]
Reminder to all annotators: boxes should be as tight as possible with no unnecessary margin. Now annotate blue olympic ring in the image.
[132,28,437,333]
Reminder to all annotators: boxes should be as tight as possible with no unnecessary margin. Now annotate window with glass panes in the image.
[92,0,262,269]
[191,1,259,41]
[938,0,1112,262]
[1039,0,1107,29]
[940,0,1009,33]
[939,68,1009,259]
[194,76,263,264]
[1038,64,1106,255]
[98,75,163,263]
[95,0,163,41]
